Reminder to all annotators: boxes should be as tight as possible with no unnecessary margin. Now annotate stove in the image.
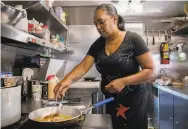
[2,113,29,129]
[2,113,85,129]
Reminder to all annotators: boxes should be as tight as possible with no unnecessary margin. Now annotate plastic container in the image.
[183,76,188,87]
[48,0,54,8]
[0,72,13,78]
[32,85,42,101]
[42,25,50,43]
[55,7,63,19]
[14,5,28,32]
[35,25,43,35]
[28,23,34,33]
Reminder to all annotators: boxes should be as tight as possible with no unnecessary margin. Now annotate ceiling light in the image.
[125,23,143,29]
[114,2,143,14]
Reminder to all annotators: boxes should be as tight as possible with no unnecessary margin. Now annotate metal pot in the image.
[1,2,26,26]
[1,85,21,127]
[28,97,114,127]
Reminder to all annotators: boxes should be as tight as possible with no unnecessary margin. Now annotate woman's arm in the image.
[105,52,156,93]
[54,55,95,98]
[64,55,95,83]
[121,51,156,86]
[105,33,156,93]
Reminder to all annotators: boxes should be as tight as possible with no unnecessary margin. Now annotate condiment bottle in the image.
[47,75,59,100]
[183,76,188,87]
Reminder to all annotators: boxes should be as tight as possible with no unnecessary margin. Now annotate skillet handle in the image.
[93,97,114,108]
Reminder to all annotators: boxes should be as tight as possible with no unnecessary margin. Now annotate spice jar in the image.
[41,81,48,100]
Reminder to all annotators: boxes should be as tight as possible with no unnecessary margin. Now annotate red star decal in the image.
[116,104,130,120]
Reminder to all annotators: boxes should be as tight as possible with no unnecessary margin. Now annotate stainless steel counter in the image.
[21,97,92,113]
[153,84,188,100]
[83,114,113,129]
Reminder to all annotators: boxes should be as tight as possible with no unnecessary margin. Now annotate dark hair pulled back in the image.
[95,4,125,31]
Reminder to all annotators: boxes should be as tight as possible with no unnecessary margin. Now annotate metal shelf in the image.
[1,24,73,54]
[173,23,188,35]
[26,1,68,34]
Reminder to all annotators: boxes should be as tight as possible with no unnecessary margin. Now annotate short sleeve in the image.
[87,36,104,59]
[132,33,149,56]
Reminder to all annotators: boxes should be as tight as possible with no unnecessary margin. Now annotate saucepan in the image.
[28,97,114,127]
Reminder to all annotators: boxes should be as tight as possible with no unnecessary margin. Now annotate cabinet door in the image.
[159,90,174,129]
[151,86,160,129]
[174,96,188,129]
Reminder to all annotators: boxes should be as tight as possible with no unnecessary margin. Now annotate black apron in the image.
[94,31,148,129]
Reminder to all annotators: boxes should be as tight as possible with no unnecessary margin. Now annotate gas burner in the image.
[20,122,83,129]
[2,114,86,129]
[1,113,29,129]
[19,114,86,129]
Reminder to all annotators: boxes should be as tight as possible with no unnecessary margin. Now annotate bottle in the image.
[47,75,59,100]
[183,76,188,87]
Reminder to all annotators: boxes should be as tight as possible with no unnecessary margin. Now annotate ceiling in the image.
[2,0,188,30]
[53,1,188,17]
[3,1,187,18]
[141,1,187,17]
[53,1,188,31]
[53,1,110,7]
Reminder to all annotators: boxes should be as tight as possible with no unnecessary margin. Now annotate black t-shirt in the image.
[87,31,149,101]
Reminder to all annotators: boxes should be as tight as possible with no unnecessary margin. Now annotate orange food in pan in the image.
[35,113,72,122]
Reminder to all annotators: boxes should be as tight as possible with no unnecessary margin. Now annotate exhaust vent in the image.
[111,0,119,3]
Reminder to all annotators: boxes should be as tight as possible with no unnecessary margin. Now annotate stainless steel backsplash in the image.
[146,34,188,78]
[1,25,188,79]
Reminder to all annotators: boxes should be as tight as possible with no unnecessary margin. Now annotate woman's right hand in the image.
[54,79,72,100]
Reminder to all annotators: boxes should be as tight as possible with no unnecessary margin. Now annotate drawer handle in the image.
[175,121,179,124]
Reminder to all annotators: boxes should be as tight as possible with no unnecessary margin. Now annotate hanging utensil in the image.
[164,30,168,42]
[152,29,155,45]
[146,26,149,46]
[158,29,161,40]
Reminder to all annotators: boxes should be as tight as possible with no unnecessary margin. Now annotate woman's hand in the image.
[54,79,72,100]
[105,78,126,93]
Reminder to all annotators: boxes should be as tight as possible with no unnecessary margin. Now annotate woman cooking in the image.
[54,3,155,129]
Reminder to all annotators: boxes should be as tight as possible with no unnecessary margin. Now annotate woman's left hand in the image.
[105,78,126,93]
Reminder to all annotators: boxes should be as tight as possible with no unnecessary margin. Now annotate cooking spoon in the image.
[43,102,62,119]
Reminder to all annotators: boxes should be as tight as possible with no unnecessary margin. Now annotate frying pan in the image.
[28,97,114,127]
